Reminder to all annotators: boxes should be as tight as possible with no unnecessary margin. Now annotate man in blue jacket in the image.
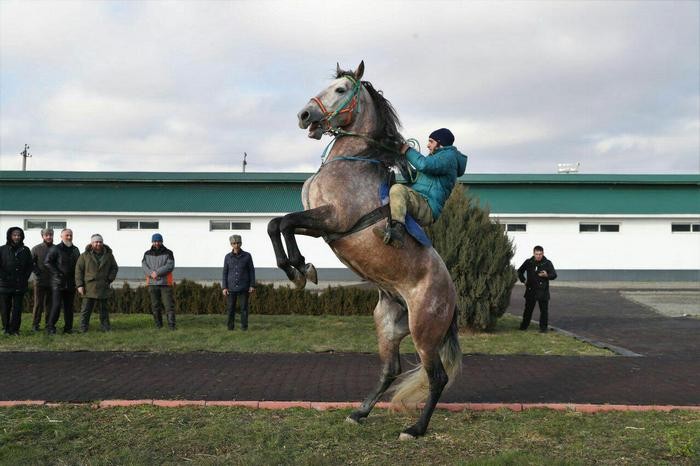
[222,235,255,330]
[374,128,468,248]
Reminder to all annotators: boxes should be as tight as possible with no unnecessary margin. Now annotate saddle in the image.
[323,179,432,247]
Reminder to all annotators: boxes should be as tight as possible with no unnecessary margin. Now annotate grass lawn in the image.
[1,406,697,465]
[0,313,610,356]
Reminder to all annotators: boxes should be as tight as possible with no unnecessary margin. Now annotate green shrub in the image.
[21,281,377,316]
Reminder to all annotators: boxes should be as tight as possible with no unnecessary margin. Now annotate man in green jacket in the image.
[75,234,119,332]
[374,128,468,248]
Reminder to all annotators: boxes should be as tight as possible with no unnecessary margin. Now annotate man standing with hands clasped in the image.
[30,228,54,332]
[45,228,80,335]
[75,234,119,332]
[142,233,176,330]
[517,245,557,333]
[222,235,255,331]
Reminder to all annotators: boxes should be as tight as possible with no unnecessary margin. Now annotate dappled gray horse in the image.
[267,62,461,440]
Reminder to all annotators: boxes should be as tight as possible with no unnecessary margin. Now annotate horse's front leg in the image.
[276,205,339,289]
[267,217,302,285]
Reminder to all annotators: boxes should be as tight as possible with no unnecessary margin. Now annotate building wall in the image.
[499,215,700,271]
[3,211,698,282]
[0,211,346,277]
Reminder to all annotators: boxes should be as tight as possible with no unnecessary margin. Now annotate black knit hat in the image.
[429,128,455,147]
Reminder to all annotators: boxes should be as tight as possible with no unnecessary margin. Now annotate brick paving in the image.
[1,286,698,406]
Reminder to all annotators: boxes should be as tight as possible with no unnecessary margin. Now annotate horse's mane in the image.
[336,69,412,174]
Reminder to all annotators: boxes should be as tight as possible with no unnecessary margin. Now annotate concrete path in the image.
[1,285,698,406]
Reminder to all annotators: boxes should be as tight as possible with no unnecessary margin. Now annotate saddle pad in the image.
[380,183,432,248]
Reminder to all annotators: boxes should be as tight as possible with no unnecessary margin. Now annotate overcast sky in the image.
[1,0,698,174]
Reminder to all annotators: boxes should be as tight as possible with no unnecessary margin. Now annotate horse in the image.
[267,61,461,440]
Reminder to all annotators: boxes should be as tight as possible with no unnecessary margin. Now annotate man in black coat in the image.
[31,228,55,331]
[517,245,557,333]
[44,228,81,335]
[222,235,255,330]
[0,227,33,335]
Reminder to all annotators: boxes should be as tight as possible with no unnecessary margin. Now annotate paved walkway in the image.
[1,285,698,406]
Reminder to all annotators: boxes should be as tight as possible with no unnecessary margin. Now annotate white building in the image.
[1,171,698,283]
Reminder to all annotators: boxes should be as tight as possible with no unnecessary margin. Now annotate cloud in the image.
[1,0,698,174]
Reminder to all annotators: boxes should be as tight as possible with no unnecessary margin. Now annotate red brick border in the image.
[0,400,698,413]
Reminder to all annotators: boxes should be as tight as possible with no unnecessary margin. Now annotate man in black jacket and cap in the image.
[0,227,33,335]
[517,245,557,333]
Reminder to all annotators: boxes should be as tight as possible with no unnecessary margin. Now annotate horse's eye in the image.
[335,88,346,94]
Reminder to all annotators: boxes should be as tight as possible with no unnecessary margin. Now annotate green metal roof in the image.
[1,171,698,214]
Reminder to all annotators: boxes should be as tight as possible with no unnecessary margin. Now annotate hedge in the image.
[21,280,378,316]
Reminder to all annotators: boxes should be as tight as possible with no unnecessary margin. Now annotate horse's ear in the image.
[354,61,365,80]
[336,62,342,77]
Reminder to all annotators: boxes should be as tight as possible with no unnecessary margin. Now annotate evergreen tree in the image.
[426,184,517,331]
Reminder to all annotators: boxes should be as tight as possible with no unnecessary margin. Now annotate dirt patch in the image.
[620,291,700,317]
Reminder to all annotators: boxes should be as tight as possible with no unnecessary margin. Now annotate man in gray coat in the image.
[31,228,54,331]
[142,233,176,329]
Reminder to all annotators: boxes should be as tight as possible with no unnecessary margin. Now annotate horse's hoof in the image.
[398,432,416,441]
[291,269,307,290]
[345,416,360,425]
[305,263,318,284]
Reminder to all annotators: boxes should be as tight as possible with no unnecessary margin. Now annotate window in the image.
[600,224,620,232]
[579,223,620,233]
[24,219,67,230]
[505,223,527,232]
[209,220,251,231]
[579,223,599,232]
[117,220,159,230]
[672,223,700,233]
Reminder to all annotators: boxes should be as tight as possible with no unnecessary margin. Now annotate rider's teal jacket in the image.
[405,145,468,220]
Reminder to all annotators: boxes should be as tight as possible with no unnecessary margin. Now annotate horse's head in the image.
[298,61,366,139]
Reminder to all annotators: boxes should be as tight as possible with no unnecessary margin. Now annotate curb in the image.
[1,400,698,413]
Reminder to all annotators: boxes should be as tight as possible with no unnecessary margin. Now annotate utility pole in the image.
[242,152,247,173]
[20,144,31,171]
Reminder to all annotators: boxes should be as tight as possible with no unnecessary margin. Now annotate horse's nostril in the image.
[299,111,310,122]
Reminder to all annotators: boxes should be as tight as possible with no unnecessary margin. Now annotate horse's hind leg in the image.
[347,290,409,424]
[399,352,448,440]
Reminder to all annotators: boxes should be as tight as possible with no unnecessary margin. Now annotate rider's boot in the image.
[373,221,406,248]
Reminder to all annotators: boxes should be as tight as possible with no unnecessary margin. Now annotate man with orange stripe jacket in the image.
[142,233,176,330]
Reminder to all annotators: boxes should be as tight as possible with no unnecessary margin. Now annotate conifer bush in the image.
[426,184,517,331]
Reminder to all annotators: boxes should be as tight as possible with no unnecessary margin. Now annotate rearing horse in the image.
[267,61,461,440]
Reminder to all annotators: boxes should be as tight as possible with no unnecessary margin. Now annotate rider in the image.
[374,128,468,248]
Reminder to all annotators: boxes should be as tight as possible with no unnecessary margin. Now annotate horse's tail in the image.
[390,306,462,410]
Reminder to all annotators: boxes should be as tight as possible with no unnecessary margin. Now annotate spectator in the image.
[31,228,54,331]
[222,235,255,330]
[517,245,557,333]
[0,227,33,335]
[141,233,176,330]
[45,228,80,335]
[76,234,119,332]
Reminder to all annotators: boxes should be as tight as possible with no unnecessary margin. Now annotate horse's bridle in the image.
[310,75,362,133]
[310,75,412,181]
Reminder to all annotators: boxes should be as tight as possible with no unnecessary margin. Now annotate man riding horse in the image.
[270,62,466,439]
[375,128,468,248]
